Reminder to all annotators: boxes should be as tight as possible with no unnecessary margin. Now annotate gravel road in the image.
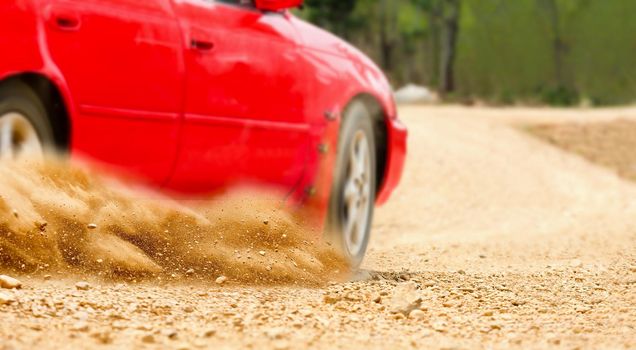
[1,106,635,350]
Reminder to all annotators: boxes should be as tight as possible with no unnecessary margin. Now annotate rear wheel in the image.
[327,101,377,268]
[0,82,56,158]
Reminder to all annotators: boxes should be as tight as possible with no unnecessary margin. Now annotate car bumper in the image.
[376,117,407,205]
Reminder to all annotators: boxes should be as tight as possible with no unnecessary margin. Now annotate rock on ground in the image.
[0,275,21,289]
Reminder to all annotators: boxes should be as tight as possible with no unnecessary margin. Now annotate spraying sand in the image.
[0,158,348,285]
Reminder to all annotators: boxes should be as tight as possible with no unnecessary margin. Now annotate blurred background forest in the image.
[299,0,636,106]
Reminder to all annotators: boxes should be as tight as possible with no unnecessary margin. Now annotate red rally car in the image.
[0,0,407,266]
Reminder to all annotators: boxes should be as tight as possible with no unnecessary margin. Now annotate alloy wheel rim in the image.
[0,112,43,159]
[342,130,372,257]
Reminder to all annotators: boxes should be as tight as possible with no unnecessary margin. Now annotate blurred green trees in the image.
[300,0,636,105]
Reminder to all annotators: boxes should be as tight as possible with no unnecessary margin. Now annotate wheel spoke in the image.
[356,137,367,162]
[21,126,42,156]
[345,202,358,246]
[356,193,369,230]
[349,142,358,177]
[344,178,358,205]
[0,113,44,159]
[354,141,365,179]
[0,117,13,158]
[361,180,371,203]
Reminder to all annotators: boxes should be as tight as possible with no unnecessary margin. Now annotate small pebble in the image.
[0,275,22,289]
[570,259,583,268]
[409,309,427,320]
[87,223,98,229]
[0,291,16,305]
[141,334,155,343]
[423,281,435,287]
[71,321,89,332]
[215,276,227,285]
[75,281,91,291]
[163,328,178,339]
[432,321,447,332]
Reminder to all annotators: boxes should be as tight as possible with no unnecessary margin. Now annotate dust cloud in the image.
[0,157,349,286]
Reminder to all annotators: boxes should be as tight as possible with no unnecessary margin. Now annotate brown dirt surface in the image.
[1,106,636,349]
[526,119,636,182]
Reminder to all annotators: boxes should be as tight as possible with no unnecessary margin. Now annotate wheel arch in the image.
[0,73,71,149]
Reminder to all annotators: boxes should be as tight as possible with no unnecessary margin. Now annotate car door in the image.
[43,0,184,185]
[168,0,309,195]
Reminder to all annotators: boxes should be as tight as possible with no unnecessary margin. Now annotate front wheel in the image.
[326,101,377,268]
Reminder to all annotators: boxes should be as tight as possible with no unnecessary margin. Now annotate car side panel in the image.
[42,0,184,185]
[167,1,308,195]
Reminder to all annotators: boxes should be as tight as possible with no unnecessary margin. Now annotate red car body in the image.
[0,0,406,226]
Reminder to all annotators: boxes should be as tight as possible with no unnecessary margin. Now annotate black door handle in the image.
[57,17,80,29]
[49,11,81,31]
[190,39,214,51]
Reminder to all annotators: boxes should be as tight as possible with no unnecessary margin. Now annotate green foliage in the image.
[541,86,580,106]
[301,0,636,106]
[455,0,555,103]
[302,0,357,37]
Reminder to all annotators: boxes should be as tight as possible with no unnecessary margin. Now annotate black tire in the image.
[326,101,377,268]
[0,81,56,154]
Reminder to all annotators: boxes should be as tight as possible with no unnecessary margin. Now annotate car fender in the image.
[0,0,78,141]
[288,17,406,229]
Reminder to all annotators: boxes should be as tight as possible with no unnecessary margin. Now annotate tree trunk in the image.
[439,0,461,96]
[538,0,565,87]
[427,5,441,88]
[379,0,394,74]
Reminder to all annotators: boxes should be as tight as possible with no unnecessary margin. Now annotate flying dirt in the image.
[1,106,635,350]
[0,158,348,285]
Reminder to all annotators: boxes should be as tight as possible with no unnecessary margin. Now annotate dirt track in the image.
[1,106,636,349]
